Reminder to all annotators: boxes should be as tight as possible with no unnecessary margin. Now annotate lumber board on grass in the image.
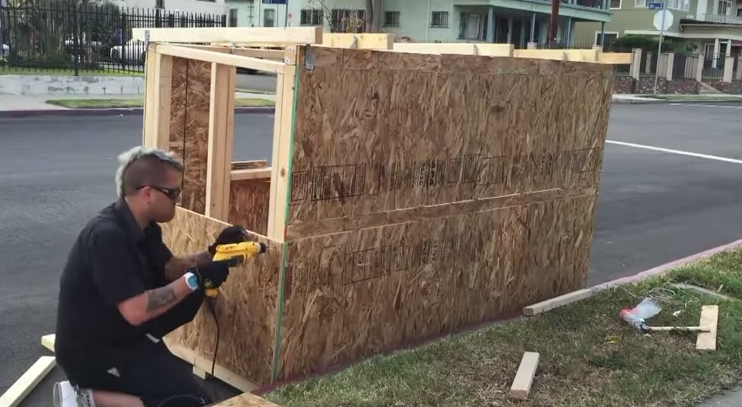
[0,356,56,407]
[509,352,540,400]
[696,305,719,350]
[131,27,323,45]
[41,333,55,352]
[210,393,284,407]
[523,288,594,316]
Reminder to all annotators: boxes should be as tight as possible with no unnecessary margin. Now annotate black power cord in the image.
[205,296,220,399]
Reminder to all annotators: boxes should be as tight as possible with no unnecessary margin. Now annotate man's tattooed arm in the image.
[117,278,194,326]
[146,286,178,312]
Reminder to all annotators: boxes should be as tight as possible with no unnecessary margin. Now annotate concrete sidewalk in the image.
[696,387,742,406]
[0,92,275,112]
[0,92,276,117]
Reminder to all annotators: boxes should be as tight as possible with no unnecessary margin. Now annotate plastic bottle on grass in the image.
[619,297,662,331]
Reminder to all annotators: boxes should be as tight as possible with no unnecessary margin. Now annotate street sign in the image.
[653,9,673,31]
[262,0,287,4]
[648,2,664,9]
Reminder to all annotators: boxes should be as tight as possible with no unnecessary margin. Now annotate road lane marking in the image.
[669,103,742,109]
[606,140,742,164]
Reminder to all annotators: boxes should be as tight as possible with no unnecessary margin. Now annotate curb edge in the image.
[0,106,276,118]
[590,237,742,293]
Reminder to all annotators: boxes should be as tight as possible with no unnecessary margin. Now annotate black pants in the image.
[60,294,211,407]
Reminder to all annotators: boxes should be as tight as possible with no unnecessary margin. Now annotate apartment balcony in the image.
[684,14,742,25]
[558,0,604,11]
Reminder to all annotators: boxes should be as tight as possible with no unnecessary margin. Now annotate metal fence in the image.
[0,1,226,75]
[702,53,726,81]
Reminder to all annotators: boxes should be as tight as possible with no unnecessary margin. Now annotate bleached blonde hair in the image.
[115,146,183,197]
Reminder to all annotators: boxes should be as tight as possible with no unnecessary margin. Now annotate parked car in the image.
[110,39,146,66]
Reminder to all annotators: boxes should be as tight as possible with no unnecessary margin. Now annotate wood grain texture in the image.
[162,46,613,388]
[180,59,212,214]
[161,207,282,386]
[275,194,597,381]
[229,179,271,236]
[169,57,212,215]
[286,47,613,239]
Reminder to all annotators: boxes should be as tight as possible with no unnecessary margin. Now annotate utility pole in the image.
[549,0,559,48]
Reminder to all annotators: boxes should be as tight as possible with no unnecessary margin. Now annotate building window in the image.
[634,0,646,7]
[610,0,621,9]
[665,0,689,10]
[716,0,732,15]
[330,9,365,33]
[594,32,619,47]
[155,0,164,8]
[431,11,449,28]
[300,9,323,25]
[264,9,276,27]
[458,12,483,40]
[229,9,238,27]
[384,11,400,27]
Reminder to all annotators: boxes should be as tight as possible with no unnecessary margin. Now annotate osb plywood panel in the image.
[275,193,597,381]
[168,57,188,163]
[286,47,613,239]
[161,207,282,386]
[169,57,211,215]
[229,179,271,237]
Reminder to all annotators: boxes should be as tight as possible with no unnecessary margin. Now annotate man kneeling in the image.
[53,146,247,407]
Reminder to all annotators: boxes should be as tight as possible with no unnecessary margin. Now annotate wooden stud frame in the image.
[137,26,631,394]
[141,26,632,239]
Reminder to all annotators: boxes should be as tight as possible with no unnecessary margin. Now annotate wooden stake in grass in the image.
[696,305,719,351]
[509,351,540,400]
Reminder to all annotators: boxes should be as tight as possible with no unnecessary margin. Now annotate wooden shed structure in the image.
[134,26,628,394]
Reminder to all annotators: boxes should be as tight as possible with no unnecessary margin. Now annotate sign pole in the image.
[653,6,666,95]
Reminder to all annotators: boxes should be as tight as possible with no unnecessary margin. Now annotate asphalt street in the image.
[1,103,741,406]
[236,72,277,94]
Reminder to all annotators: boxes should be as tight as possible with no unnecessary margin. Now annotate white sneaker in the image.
[53,381,95,407]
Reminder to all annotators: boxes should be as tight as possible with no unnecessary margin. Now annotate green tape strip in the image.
[270,58,302,384]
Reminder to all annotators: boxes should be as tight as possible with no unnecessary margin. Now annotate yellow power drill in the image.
[205,241,267,297]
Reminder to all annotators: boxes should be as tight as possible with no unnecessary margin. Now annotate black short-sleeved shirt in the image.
[54,198,174,369]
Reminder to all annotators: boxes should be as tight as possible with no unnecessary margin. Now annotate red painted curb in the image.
[591,237,742,293]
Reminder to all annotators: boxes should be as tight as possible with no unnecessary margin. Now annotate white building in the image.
[223,0,613,46]
[113,0,229,16]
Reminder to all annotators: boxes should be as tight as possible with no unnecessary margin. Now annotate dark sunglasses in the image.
[137,185,182,200]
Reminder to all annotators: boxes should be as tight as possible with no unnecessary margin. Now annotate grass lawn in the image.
[0,67,143,76]
[236,88,276,95]
[264,247,742,407]
[45,98,275,109]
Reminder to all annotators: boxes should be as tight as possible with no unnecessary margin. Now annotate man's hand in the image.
[208,225,251,255]
[192,261,230,290]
